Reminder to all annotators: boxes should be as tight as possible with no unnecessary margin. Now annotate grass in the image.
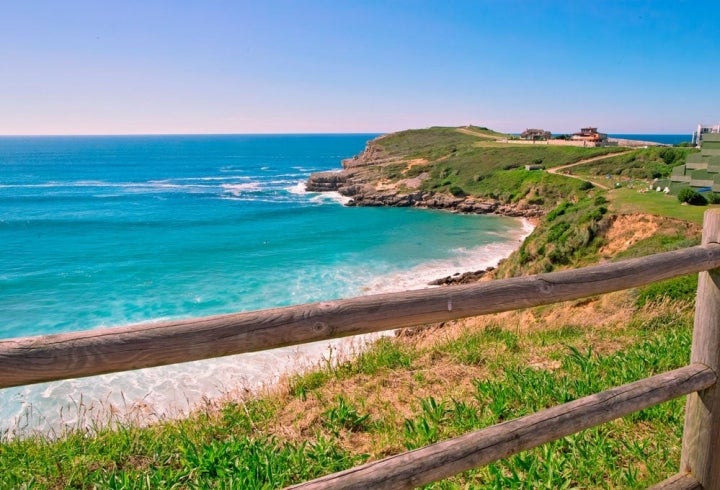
[636,274,698,308]
[1,399,364,489]
[566,147,698,181]
[612,229,699,261]
[562,146,718,225]
[609,187,712,224]
[375,127,482,160]
[495,194,610,277]
[431,166,593,206]
[0,294,697,488]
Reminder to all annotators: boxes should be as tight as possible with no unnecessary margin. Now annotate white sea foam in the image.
[220,182,262,196]
[219,196,299,203]
[286,181,307,195]
[1,180,224,194]
[1,334,380,439]
[2,178,266,194]
[170,176,253,182]
[285,181,351,205]
[310,192,352,205]
[0,181,98,189]
[361,223,532,295]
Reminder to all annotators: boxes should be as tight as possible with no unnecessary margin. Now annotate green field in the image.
[566,147,698,180]
[609,187,713,224]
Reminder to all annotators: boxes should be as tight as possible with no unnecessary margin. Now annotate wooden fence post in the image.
[681,208,720,487]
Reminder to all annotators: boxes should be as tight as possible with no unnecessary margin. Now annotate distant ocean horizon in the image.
[0,134,531,437]
[607,134,692,145]
[1,132,693,146]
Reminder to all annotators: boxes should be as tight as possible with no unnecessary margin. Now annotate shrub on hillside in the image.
[677,188,708,205]
[449,186,466,197]
[579,181,594,190]
[527,196,544,205]
[707,193,720,204]
[546,201,572,222]
[659,148,681,166]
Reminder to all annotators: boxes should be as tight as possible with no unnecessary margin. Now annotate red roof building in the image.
[571,127,608,143]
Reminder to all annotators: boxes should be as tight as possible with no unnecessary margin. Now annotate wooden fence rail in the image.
[290,364,716,490]
[4,208,720,489]
[2,243,720,389]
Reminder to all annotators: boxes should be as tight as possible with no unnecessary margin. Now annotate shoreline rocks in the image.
[427,267,496,286]
[306,172,543,218]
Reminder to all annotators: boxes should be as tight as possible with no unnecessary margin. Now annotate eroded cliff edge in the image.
[306,134,544,218]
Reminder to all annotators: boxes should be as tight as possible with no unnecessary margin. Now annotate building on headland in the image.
[692,123,720,147]
[502,126,614,147]
[670,133,720,191]
[570,127,608,144]
[520,128,551,141]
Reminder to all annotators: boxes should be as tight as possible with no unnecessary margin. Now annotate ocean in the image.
[0,134,529,437]
[607,134,692,145]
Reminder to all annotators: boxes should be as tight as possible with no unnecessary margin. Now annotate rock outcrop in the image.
[427,267,495,286]
[304,171,347,192]
[341,140,393,169]
[306,139,544,219]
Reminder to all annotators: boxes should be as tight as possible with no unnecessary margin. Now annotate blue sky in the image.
[1,0,718,135]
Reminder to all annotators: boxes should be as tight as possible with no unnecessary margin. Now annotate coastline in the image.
[2,131,540,439]
[607,137,671,147]
[305,137,544,221]
[306,170,544,220]
[3,198,533,440]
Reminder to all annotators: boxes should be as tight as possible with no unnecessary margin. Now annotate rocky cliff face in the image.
[345,191,543,218]
[306,138,544,219]
[306,171,544,217]
[340,140,393,169]
[304,171,348,192]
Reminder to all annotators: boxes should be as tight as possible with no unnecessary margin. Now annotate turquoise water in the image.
[0,135,527,435]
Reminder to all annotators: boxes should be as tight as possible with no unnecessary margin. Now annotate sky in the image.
[1,0,719,135]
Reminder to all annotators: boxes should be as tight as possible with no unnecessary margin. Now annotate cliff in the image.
[304,126,605,219]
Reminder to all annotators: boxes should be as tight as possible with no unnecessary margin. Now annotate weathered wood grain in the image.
[681,209,720,489]
[2,243,720,388]
[649,473,702,490]
[289,364,715,489]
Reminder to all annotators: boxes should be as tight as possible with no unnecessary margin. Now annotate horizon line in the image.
[0,131,388,138]
[0,129,694,138]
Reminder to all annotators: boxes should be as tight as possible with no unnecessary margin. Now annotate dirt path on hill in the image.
[547,150,634,190]
[455,127,498,139]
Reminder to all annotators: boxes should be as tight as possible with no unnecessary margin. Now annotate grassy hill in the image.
[566,147,698,181]
[1,126,712,488]
[365,127,625,208]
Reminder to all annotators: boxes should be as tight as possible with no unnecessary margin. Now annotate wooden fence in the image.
[4,209,720,488]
